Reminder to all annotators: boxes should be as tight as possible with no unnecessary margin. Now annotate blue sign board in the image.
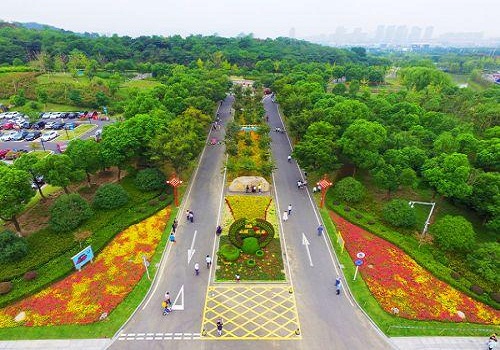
[71,245,94,271]
[355,259,364,266]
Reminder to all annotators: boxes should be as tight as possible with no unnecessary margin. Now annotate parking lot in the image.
[0,111,114,160]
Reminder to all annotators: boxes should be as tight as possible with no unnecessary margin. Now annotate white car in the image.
[45,121,55,129]
[50,112,62,119]
[0,113,7,119]
[41,112,52,119]
[0,130,18,141]
[41,131,58,141]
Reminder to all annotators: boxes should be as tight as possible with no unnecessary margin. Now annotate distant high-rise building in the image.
[408,26,422,43]
[351,27,363,42]
[423,26,434,41]
[334,26,347,44]
[289,27,296,39]
[375,25,385,42]
[384,25,396,43]
[394,25,408,44]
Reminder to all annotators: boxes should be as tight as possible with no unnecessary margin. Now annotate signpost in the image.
[71,245,94,271]
[353,251,366,281]
[166,174,183,207]
[317,175,333,209]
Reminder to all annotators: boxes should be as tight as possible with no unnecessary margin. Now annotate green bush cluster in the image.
[218,244,240,262]
[431,215,476,252]
[332,177,365,203]
[242,237,260,255]
[382,199,417,228]
[0,231,28,263]
[49,194,93,233]
[228,218,275,249]
[228,218,247,248]
[93,183,129,209]
[134,168,166,192]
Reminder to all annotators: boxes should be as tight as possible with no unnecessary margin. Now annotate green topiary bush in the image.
[382,199,417,228]
[255,250,264,259]
[93,184,129,209]
[431,215,476,252]
[246,259,256,268]
[49,194,93,233]
[218,244,240,262]
[332,177,365,203]
[0,231,28,263]
[228,218,247,248]
[134,168,166,192]
[242,237,260,255]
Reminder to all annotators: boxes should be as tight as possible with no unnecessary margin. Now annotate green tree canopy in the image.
[431,215,475,252]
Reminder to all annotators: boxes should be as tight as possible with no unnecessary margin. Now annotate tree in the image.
[85,59,98,80]
[331,177,365,203]
[0,230,28,262]
[0,166,35,233]
[340,119,387,173]
[382,199,417,228]
[93,184,129,209]
[400,67,452,91]
[14,153,45,198]
[68,90,82,106]
[36,87,48,108]
[372,163,399,196]
[65,139,101,186]
[49,194,93,233]
[134,168,167,192]
[35,154,85,194]
[292,121,339,173]
[422,153,472,200]
[469,171,499,220]
[430,215,475,252]
[95,91,109,107]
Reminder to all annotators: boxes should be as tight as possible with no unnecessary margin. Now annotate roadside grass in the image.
[56,124,97,141]
[0,206,179,340]
[120,79,162,89]
[319,207,500,337]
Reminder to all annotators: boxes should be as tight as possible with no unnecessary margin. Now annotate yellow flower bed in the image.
[225,195,272,220]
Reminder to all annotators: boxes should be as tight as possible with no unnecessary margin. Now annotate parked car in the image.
[41,130,58,141]
[41,112,52,119]
[4,149,27,160]
[64,122,76,130]
[50,112,62,119]
[0,149,11,159]
[67,112,79,119]
[20,121,32,129]
[33,121,46,130]
[0,113,7,119]
[1,122,15,130]
[51,121,65,130]
[25,131,42,141]
[10,130,29,141]
[45,121,55,129]
[0,130,19,141]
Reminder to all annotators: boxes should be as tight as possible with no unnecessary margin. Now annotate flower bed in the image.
[331,212,500,325]
[0,208,170,328]
[225,195,271,220]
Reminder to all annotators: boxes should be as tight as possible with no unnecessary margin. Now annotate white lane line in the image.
[174,337,182,340]
[165,333,173,336]
[155,333,163,336]
[137,333,145,336]
[146,333,154,336]
[154,336,163,340]
[145,337,153,340]
[136,337,144,340]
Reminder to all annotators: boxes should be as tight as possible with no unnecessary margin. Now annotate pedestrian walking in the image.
[172,219,178,233]
[206,254,212,269]
[335,277,342,295]
[287,154,292,163]
[164,291,171,305]
[282,211,288,222]
[216,225,222,236]
[287,204,292,215]
[189,211,194,223]
[235,274,240,283]
[169,232,176,243]
[162,300,171,315]
[297,180,302,189]
[488,334,498,349]
[194,263,200,276]
[258,184,262,193]
[317,224,324,236]
[186,209,190,221]
[216,319,223,336]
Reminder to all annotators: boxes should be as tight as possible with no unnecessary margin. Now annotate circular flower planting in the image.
[228,218,274,249]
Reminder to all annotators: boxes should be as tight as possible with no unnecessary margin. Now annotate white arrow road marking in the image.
[171,285,184,311]
[187,230,197,264]
[302,233,314,267]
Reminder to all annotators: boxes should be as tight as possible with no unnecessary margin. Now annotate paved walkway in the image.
[0,339,111,350]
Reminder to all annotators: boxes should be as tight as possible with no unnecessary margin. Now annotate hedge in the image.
[218,244,240,262]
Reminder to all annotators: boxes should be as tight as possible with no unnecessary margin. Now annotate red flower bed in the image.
[0,208,170,328]
[331,212,500,324]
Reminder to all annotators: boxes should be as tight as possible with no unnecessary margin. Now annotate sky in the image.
[1,0,499,39]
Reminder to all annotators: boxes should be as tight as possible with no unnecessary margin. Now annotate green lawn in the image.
[120,79,162,89]
[57,124,97,141]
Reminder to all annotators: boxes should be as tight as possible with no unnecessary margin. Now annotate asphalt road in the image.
[108,95,394,350]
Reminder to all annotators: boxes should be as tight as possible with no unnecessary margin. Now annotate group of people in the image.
[297,179,308,189]
[186,210,195,223]
[488,333,498,349]
[274,127,285,133]
[245,184,262,193]
[193,255,212,275]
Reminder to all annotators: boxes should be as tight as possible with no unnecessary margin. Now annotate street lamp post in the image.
[408,200,436,242]
[40,138,46,151]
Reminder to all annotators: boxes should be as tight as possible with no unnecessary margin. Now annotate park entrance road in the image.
[108,95,394,350]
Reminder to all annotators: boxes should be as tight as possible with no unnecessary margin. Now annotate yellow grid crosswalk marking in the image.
[201,285,301,340]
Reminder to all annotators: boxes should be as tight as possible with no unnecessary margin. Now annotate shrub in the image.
[451,271,461,280]
[332,177,365,203]
[431,215,476,252]
[0,231,28,263]
[49,194,93,233]
[242,237,260,255]
[382,199,417,228]
[0,282,12,295]
[466,242,500,285]
[491,292,500,303]
[134,168,166,192]
[23,271,37,281]
[218,244,240,262]
[255,250,264,259]
[246,259,256,268]
[470,285,484,295]
[228,218,247,248]
[255,219,274,248]
[92,184,129,209]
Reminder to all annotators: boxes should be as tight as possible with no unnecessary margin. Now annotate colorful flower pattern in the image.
[0,208,170,328]
[331,212,500,325]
